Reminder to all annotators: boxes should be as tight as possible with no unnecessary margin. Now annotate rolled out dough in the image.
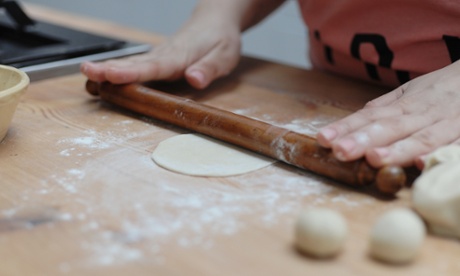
[151,134,275,176]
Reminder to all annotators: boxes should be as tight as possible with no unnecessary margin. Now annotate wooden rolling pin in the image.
[86,80,406,196]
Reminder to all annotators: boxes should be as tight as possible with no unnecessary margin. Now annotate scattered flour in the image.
[232,108,341,137]
[4,116,374,270]
[48,169,85,194]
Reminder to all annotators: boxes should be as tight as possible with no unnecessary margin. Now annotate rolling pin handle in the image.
[86,80,100,96]
[374,165,406,196]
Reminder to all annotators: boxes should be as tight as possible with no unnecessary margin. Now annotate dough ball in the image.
[423,145,460,172]
[413,161,460,238]
[369,208,425,264]
[294,208,347,258]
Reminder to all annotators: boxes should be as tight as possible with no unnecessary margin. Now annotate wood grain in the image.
[0,4,456,276]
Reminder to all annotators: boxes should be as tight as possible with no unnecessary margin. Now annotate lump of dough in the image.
[294,208,347,258]
[423,145,460,172]
[369,208,425,264]
[151,134,275,177]
[413,161,460,238]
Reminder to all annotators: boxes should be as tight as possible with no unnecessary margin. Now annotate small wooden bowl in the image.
[0,65,29,142]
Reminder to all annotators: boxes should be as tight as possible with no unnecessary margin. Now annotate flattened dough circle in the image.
[151,134,275,176]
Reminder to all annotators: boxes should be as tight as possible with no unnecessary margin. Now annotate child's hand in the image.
[81,14,241,90]
[317,62,460,168]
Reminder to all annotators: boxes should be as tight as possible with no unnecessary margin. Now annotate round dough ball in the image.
[369,208,426,264]
[423,145,460,172]
[413,161,460,238]
[294,208,347,258]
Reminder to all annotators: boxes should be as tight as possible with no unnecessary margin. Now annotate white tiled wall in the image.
[23,0,311,68]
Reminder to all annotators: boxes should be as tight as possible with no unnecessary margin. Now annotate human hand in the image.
[81,13,241,89]
[317,62,460,168]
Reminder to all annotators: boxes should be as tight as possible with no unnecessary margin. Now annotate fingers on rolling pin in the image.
[375,166,406,196]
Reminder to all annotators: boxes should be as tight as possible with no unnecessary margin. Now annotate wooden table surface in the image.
[0,4,459,276]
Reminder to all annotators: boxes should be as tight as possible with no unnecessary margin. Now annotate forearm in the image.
[192,0,286,31]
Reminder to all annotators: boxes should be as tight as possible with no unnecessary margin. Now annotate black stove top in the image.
[0,1,151,80]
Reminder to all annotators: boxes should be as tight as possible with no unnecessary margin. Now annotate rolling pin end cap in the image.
[85,80,100,96]
[375,165,406,196]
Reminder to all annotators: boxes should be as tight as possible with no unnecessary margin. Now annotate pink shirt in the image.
[297,0,460,87]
